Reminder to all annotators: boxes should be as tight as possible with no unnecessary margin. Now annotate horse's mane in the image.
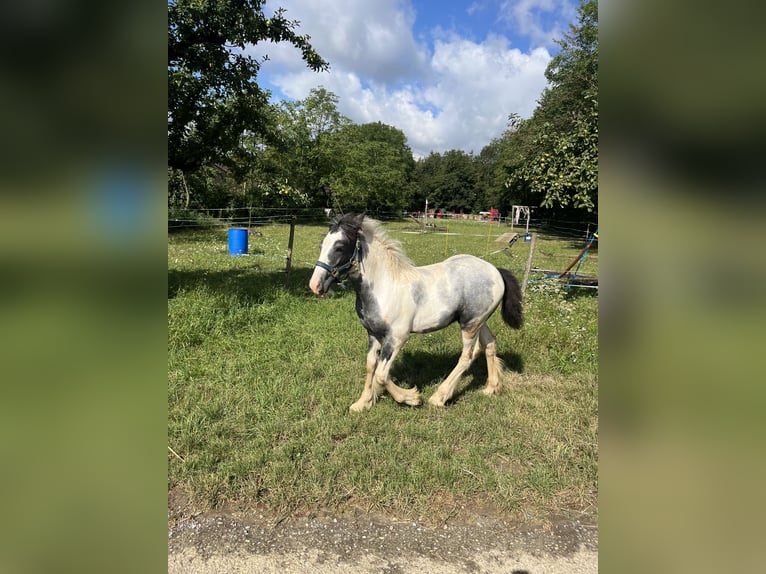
[360,217,417,280]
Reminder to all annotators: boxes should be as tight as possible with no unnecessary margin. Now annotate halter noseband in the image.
[314,239,361,279]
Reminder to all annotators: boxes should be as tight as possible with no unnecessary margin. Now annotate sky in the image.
[250,0,579,159]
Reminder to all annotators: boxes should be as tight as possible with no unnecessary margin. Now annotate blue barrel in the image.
[228,228,248,255]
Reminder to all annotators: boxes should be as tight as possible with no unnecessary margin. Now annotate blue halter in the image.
[314,239,361,278]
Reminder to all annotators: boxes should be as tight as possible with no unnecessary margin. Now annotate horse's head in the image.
[309,213,365,296]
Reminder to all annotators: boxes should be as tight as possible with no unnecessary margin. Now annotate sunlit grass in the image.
[168,219,597,522]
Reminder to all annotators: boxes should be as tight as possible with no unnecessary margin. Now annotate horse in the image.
[309,213,523,411]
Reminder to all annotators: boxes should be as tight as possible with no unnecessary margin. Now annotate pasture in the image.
[168,218,598,524]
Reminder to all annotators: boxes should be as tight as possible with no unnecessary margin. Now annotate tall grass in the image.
[168,219,597,522]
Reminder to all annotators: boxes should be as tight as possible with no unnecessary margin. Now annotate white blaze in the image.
[309,230,344,295]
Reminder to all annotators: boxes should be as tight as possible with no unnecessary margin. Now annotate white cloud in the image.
[249,0,557,158]
[420,35,550,154]
[260,0,429,83]
[498,0,578,48]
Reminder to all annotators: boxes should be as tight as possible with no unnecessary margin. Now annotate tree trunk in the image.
[181,171,190,209]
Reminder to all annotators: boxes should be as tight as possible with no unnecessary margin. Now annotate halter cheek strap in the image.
[314,240,361,278]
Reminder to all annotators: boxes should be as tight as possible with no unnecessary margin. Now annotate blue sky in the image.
[250,0,579,158]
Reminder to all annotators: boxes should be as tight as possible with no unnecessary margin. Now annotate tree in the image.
[411,152,442,211]
[521,107,598,212]
[506,0,598,213]
[268,87,352,206]
[168,0,328,174]
[439,150,479,212]
[475,140,506,213]
[328,122,415,214]
[412,150,479,213]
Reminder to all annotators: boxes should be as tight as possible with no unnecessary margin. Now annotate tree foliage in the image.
[251,87,351,206]
[411,146,527,215]
[505,0,598,213]
[168,0,328,173]
[328,122,415,213]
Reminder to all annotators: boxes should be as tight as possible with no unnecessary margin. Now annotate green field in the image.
[168,218,598,523]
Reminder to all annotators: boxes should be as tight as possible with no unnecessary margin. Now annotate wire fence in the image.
[168,208,598,290]
[168,207,322,229]
[169,206,596,232]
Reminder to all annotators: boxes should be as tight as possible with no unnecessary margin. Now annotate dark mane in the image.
[330,213,365,242]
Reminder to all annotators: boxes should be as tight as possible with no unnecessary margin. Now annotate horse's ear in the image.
[351,212,366,228]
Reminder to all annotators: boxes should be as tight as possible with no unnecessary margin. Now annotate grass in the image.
[168,219,598,523]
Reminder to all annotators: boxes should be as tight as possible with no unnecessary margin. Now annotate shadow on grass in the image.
[391,347,525,404]
[565,239,598,252]
[563,285,599,300]
[168,266,346,302]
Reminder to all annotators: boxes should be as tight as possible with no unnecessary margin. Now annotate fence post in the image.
[521,232,537,298]
[284,215,296,290]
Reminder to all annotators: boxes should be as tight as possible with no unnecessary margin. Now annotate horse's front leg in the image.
[350,334,421,411]
[375,335,421,407]
[349,336,383,412]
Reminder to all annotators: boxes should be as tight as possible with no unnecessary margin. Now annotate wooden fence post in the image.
[284,215,296,289]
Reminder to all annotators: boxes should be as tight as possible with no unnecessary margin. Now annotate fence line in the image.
[169,207,596,236]
[168,211,597,290]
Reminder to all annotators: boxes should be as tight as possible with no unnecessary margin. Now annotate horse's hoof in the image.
[428,396,447,408]
[406,389,422,406]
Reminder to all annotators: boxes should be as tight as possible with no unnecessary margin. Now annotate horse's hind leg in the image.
[428,328,481,407]
[479,324,505,396]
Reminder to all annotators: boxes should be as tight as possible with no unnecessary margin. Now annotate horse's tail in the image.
[498,268,523,329]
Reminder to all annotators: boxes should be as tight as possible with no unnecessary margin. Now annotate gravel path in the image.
[168,509,597,573]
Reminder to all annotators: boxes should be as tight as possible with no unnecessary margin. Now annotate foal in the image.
[309,213,522,411]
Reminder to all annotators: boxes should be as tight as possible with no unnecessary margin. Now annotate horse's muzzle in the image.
[309,280,323,297]
[309,267,332,297]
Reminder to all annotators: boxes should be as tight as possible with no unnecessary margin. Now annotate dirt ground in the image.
[168,490,598,573]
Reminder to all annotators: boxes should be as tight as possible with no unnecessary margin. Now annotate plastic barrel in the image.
[228,228,248,255]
